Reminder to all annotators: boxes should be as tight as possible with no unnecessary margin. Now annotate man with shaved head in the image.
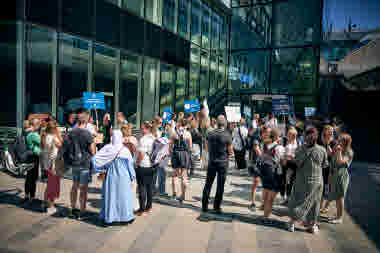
[201,115,233,215]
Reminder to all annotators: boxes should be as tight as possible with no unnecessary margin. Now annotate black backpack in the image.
[63,134,85,166]
[9,135,33,163]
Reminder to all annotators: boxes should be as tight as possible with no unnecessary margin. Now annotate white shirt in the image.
[266,118,278,128]
[137,134,155,168]
[285,141,298,156]
[251,119,258,129]
[232,126,248,151]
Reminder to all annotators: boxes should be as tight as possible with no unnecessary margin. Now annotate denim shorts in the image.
[71,166,92,185]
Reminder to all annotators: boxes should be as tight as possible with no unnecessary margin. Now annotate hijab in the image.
[92,129,132,169]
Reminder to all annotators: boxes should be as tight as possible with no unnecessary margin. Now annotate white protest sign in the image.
[225,106,241,122]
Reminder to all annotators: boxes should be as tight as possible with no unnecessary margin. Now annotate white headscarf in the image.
[92,129,132,169]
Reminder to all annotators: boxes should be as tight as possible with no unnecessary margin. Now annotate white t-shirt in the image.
[285,141,298,156]
[232,126,248,151]
[251,119,258,129]
[137,134,155,168]
[266,118,278,128]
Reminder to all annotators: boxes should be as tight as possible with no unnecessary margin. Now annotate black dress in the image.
[171,130,191,169]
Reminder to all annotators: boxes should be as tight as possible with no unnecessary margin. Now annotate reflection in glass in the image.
[209,54,217,95]
[200,51,209,98]
[58,33,89,125]
[104,0,119,6]
[120,53,138,124]
[218,56,225,89]
[189,44,200,99]
[146,0,161,25]
[220,16,227,53]
[25,25,53,116]
[191,0,201,45]
[178,0,189,39]
[122,0,143,16]
[163,0,176,32]
[0,23,18,126]
[176,68,187,113]
[94,43,116,122]
[160,63,174,114]
[201,4,210,49]
[142,57,158,121]
[211,13,220,52]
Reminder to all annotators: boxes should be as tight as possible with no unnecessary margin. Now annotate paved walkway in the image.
[0,162,379,253]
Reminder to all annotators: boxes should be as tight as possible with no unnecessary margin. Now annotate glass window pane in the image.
[201,4,210,49]
[120,53,139,125]
[178,0,189,39]
[160,63,175,114]
[191,0,201,45]
[200,50,209,98]
[209,54,217,95]
[218,56,225,89]
[142,57,158,121]
[58,34,89,125]
[25,25,54,116]
[26,0,58,28]
[122,0,143,16]
[163,0,176,32]
[176,68,187,113]
[96,1,120,47]
[190,44,200,99]
[121,11,145,55]
[220,16,228,52]
[146,0,161,25]
[211,13,220,52]
[62,0,94,38]
[94,44,116,121]
[0,23,18,126]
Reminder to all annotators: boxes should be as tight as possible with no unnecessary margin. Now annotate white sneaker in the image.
[310,224,319,234]
[46,207,57,215]
[287,223,295,232]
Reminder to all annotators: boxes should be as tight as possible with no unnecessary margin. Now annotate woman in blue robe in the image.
[92,130,136,225]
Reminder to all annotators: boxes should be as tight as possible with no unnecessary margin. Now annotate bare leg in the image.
[70,182,79,209]
[336,198,344,220]
[180,168,187,199]
[172,169,178,196]
[251,177,260,204]
[79,184,88,213]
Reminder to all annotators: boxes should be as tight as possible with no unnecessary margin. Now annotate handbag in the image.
[55,156,66,178]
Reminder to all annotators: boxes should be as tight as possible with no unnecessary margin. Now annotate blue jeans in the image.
[156,167,166,194]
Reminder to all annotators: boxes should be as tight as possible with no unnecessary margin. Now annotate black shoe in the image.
[213,208,222,215]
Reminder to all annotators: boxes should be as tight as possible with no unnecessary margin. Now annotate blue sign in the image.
[83,92,105,110]
[272,98,290,115]
[184,99,201,113]
[162,107,173,123]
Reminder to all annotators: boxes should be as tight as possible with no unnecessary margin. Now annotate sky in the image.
[324,0,380,31]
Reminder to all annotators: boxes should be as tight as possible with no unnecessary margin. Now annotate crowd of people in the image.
[18,107,353,233]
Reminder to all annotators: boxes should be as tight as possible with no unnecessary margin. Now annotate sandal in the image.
[329,219,343,224]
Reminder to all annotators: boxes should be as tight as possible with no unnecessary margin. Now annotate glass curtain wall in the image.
[200,50,209,98]
[94,43,116,123]
[211,13,219,54]
[201,4,210,50]
[163,0,176,32]
[120,53,139,124]
[142,57,158,121]
[57,34,89,125]
[191,0,201,45]
[178,0,189,39]
[175,68,187,112]
[146,0,162,25]
[25,25,54,116]
[209,54,217,95]
[189,44,200,100]
[160,63,175,114]
[0,22,18,126]
[122,0,143,16]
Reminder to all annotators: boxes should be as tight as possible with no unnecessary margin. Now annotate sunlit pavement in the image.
[0,161,379,253]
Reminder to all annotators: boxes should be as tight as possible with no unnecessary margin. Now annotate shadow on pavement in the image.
[0,188,45,213]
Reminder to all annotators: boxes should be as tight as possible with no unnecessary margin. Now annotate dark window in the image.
[0,23,17,126]
[25,25,54,116]
[95,0,120,47]
[189,44,200,100]
[57,34,89,125]
[26,0,58,28]
[163,0,176,32]
[211,13,219,52]
[176,68,187,112]
[94,44,116,119]
[122,0,143,16]
[160,63,175,114]
[162,31,177,65]
[0,0,24,21]
[176,36,190,69]
[62,0,94,38]
[145,22,162,59]
[120,53,139,125]
[178,0,189,39]
[121,10,145,55]
[191,0,201,45]
[200,50,209,98]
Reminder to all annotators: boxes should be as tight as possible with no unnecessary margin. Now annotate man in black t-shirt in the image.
[64,113,96,220]
[202,115,233,214]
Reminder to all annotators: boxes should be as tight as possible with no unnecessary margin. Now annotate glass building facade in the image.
[1,0,230,131]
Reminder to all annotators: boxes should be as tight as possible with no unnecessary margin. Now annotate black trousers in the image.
[202,162,227,211]
[234,149,246,170]
[25,155,39,198]
[281,160,297,197]
[136,166,154,211]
